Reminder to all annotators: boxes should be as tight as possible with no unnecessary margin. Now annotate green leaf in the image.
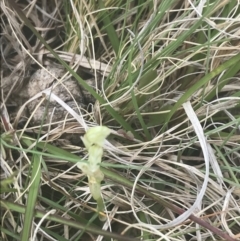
[21,154,41,241]
[97,0,120,54]
[7,0,141,140]
[164,53,240,128]
[1,201,140,241]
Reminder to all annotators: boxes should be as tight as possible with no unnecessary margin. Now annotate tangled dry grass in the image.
[1,0,240,241]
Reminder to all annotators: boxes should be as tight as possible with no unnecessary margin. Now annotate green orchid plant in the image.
[77,126,111,220]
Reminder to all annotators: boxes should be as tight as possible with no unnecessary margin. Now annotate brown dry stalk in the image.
[102,168,238,241]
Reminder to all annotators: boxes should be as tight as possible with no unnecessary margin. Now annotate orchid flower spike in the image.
[77,126,111,220]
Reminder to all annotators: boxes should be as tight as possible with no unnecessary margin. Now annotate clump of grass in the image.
[1,0,240,241]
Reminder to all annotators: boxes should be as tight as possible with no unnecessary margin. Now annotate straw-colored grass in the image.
[1,0,240,241]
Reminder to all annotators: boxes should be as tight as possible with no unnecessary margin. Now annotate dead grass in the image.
[1,0,240,241]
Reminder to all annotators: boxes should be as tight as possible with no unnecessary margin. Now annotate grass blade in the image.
[20,154,41,241]
[7,0,140,139]
[164,53,240,126]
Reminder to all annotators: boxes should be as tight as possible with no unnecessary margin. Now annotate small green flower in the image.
[88,145,103,171]
[81,126,111,149]
[77,126,110,220]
